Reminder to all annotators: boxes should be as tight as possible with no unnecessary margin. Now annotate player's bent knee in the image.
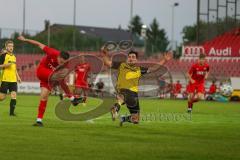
[41,96,48,101]
[131,113,140,124]
[116,94,124,104]
[0,93,6,101]
[40,89,50,101]
[40,94,49,101]
[10,92,17,99]
[188,93,194,100]
[197,93,205,100]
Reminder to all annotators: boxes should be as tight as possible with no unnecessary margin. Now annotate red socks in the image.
[188,101,193,109]
[37,100,48,119]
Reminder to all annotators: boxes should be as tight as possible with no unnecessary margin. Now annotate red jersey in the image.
[189,62,209,84]
[75,63,91,84]
[38,46,60,70]
[209,84,217,94]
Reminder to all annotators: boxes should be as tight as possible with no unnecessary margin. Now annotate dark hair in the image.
[128,50,138,58]
[60,51,70,60]
[199,53,206,59]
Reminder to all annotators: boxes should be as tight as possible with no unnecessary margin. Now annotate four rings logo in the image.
[182,46,205,57]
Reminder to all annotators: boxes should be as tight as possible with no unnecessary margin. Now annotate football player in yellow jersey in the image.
[102,48,172,126]
[0,40,21,116]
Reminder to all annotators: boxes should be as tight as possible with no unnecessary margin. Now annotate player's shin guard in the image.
[37,100,48,121]
[10,99,16,115]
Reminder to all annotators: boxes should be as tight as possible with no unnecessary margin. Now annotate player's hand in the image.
[17,35,26,42]
[164,51,173,61]
[1,49,7,54]
[17,78,22,83]
[101,46,108,56]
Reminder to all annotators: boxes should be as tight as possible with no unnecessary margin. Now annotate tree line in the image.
[1,15,239,57]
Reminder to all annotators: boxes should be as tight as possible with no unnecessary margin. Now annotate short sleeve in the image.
[188,65,195,74]
[140,67,148,75]
[0,54,6,65]
[43,46,60,57]
[111,61,122,69]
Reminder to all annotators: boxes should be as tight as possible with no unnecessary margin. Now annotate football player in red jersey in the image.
[18,36,82,126]
[187,53,209,113]
[74,56,91,104]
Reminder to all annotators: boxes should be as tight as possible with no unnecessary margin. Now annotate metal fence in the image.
[197,0,240,44]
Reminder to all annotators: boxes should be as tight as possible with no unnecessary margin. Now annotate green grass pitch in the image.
[0,95,239,160]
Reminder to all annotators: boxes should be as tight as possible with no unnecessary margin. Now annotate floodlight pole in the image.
[73,0,76,51]
[171,2,179,50]
[130,0,134,40]
[23,0,26,35]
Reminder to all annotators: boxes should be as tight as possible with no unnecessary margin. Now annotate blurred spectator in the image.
[208,81,217,94]
[173,80,182,99]
[218,82,223,92]
[88,82,95,96]
[206,81,217,101]
[96,79,104,97]
[158,77,166,98]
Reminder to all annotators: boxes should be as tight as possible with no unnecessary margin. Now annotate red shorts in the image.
[75,80,89,89]
[188,83,205,94]
[36,67,53,90]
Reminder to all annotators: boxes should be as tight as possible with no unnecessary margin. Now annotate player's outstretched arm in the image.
[17,35,46,50]
[158,51,173,65]
[0,49,7,55]
[101,47,112,68]
[0,63,11,68]
[148,51,173,73]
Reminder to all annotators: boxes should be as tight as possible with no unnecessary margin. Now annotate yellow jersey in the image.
[113,62,148,93]
[0,52,17,82]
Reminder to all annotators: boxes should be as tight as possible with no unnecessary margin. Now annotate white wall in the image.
[18,82,41,94]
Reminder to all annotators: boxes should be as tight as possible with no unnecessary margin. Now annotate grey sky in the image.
[0,0,197,43]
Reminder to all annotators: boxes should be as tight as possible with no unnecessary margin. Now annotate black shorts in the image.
[0,82,18,94]
[118,89,140,114]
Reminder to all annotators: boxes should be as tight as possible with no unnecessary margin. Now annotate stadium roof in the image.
[51,24,132,42]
